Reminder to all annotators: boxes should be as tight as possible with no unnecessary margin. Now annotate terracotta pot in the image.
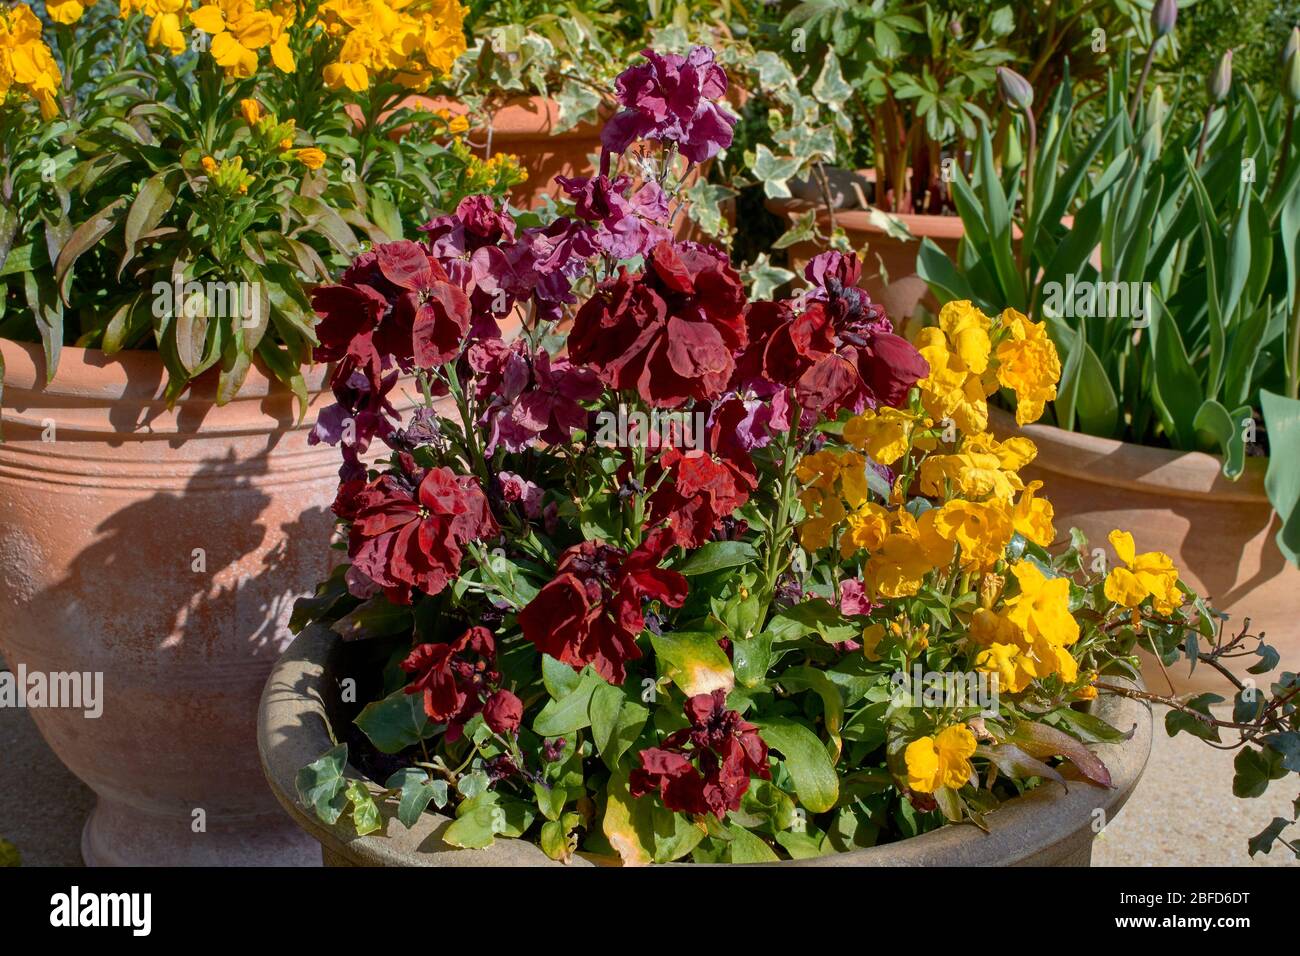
[0,340,425,865]
[259,625,1152,867]
[766,196,963,334]
[989,407,1300,695]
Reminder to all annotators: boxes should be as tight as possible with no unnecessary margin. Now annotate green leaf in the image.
[295,744,349,825]
[55,198,125,304]
[754,717,838,813]
[767,600,860,643]
[345,779,382,836]
[385,768,447,828]
[726,825,780,863]
[354,688,432,754]
[119,172,176,277]
[1192,399,1250,480]
[673,541,758,575]
[649,631,734,696]
[1149,306,1203,450]
[1165,694,1224,742]
[533,670,603,737]
[1260,390,1300,566]
[330,597,412,641]
[589,683,648,770]
[602,769,654,865]
[442,793,500,849]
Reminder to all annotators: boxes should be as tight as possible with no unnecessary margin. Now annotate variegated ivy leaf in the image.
[752,145,803,199]
[812,50,853,113]
[745,253,795,300]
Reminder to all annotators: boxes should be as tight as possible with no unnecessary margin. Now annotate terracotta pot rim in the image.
[1,338,328,405]
[259,624,1152,867]
[766,197,965,241]
[989,406,1270,504]
[410,94,608,141]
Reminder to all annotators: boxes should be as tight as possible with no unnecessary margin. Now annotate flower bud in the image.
[996,67,1034,113]
[1151,0,1178,38]
[1286,29,1300,104]
[1283,26,1299,67]
[1207,50,1233,103]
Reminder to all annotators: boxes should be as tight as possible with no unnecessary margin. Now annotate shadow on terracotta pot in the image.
[11,451,330,866]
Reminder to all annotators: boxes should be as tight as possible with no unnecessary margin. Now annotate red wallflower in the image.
[483,689,524,734]
[568,241,746,408]
[517,529,687,684]
[732,253,928,416]
[401,626,497,741]
[645,447,750,548]
[629,690,770,819]
[312,240,471,382]
[346,462,499,605]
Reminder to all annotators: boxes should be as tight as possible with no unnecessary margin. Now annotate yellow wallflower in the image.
[1011,479,1054,547]
[904,724,977,793]
[795,448,870,552]
[1,4,62,118]
[46,0,85,24]
[192,0,295,77]
[841,501,890,557]
[993,308,1060,425]
[972,561,1080,693]
[240,97,263,125]
[1103,530,1181,615]
[929,499,1013,571]
[914,301,1000,436]
[863,510,949,598]
[843,407,917,465]
[292,146,326,169]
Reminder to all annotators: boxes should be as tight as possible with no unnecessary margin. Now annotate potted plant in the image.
[444,0,759,224]
[0,0,518,865]
[257,48,1300,865]
[917,30,1300,692]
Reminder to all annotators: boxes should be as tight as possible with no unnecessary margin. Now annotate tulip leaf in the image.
[1261,390,1300,566]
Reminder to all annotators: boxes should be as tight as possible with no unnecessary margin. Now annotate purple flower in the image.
[498,471,545,519]
[601,46,737,170]
[468,340,601,453]
[309,366,400,481]
[557,174,671,259]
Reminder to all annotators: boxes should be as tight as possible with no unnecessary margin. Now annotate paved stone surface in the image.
[1,693,1295,866]
[0,700,94,867]
[1093,707,1298,867]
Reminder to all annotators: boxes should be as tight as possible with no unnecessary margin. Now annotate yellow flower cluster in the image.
[915,301,1061,429]
[796,448,870,553]
[317,0,467,92]
[0,4,60,118]
[120,0,195,58]
[972,561,1080,693]
[191,0,296,76]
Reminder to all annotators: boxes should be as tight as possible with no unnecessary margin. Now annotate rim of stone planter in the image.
[987,406,1269,503]
[259,624,1153,867]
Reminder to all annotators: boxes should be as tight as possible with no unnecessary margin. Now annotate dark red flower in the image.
[401,625,497,741]
[629,690,770,819]
[346,463,499,605]
[645,446,750,548]
[732,253,928,416]
[312,240,471,382]
[517,528,688,684]
[482,689,523,735]
[568,240,746,408]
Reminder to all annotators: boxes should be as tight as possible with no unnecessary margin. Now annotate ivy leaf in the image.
[295,744,349,825]
[385,769,447,828]
[345,779,382,836]
[354,688,432,754]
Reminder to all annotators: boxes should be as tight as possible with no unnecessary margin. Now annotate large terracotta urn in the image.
[0,340,400,865]
[990,408,1300,695]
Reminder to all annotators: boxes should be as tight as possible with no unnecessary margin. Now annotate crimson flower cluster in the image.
[629,690,771,819]
[334,455,499,605]
[601,46,738,168]
[569,240,747,408]
[517,529,688,684]
[401,626,523,741]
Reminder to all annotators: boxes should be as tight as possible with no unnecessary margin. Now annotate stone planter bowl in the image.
[259,625,1152,867]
